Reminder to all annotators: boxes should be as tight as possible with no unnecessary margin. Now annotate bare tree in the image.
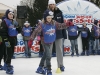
[89,0,100,7]
[20,0,35,8]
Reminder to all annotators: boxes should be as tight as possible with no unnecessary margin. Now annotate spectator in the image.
[91,20,100,55]
[67,19,80,57]
[80,22,90,56]
[22,21,32,58]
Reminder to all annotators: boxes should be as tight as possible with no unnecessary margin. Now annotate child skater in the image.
[28,10,70,75]
[0,9,20,74]
[22,21,32,58]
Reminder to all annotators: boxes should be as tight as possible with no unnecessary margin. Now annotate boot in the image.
[86,50,89,56]
[25,53,28,58]
[81,51,85,56]
[3,63,13,71]
[28,53,31,58]
[71,52,74,57]
[52,52,56,57]
[76,53,79,57]
[76,52,79,57]
[47,69,52,75]
[6,65,14,74]
[3,63,7,71]
[44,67,47,74]
[92,50,95,55]
[36,66,46,74]
[0,65,3,70]
[60,66,65,71]
[97,50,100,55]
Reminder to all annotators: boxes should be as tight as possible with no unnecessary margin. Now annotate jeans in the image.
[24,40,31,56]
[70,39,78,54]
[89,40,94,54]
[82,38,89,51]
[39,42,53,69]
[93,39,99,53]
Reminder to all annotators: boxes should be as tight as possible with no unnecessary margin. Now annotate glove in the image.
[5,41,11,47]
[4,38,11,47]
[28,40,33,48]
[13,20,18,27]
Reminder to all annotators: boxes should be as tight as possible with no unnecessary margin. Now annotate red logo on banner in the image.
[64,46,71,54]
[31,41,40,54]
[64,15,99,24]
[74,15,93,24]
[14,46,25,53]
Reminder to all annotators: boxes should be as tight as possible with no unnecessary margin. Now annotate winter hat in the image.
[43,10,54,20]
[94,20,98,25]
[48,0,56,5]
[36,20,41,24]
[24,21,30,25]
[5,9,14,19]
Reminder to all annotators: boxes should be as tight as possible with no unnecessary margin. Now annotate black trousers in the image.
[82,37,89,52]
[0,42,6,64]
[52,42,56,53]
[0,37,12,65]
[9,37,17,57]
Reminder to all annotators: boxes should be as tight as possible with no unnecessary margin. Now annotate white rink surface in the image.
[0,55,100,75]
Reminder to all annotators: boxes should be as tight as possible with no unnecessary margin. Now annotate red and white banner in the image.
[57,0,100,55]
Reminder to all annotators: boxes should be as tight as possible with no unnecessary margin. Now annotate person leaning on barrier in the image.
[67,19,80,57]
[79,22,90,56]
[22,21,32,58]
[91,20,100,55]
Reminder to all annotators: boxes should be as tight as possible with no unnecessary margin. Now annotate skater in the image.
[91,20,100,55]
[80,22,90,56]
[0,9,20,74]
[22,21,32,58]
[67,19,80,57]
[47,0,67,71]
[0,19,4,70]
[0,16,9,70]
[28,10,69,75]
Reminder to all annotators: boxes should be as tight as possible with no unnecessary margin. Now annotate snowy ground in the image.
[0,55,100,75]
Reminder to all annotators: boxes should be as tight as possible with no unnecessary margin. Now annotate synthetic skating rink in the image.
[0,55,100,75]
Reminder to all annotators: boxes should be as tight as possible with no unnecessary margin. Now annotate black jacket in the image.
[80,27,90,40]
[0,21,8,38]
[53,8,67,39]
[91,25,100,39]
[67,26,80,40]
